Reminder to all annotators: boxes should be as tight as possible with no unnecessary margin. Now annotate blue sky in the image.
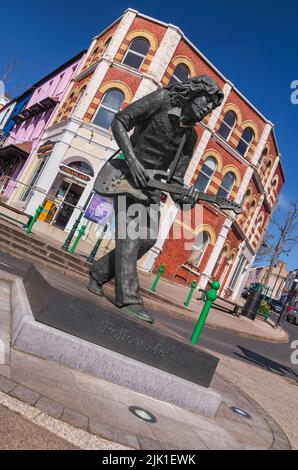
[1,0,298,268]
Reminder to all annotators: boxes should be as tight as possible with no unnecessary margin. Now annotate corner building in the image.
[16,9,285,300]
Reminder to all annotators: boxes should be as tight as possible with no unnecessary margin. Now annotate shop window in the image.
[217,172,235,199]
[21,159,47,202]
[194,157,217,192]
[168,63,190,86]
[236,127,254,157]
[188,231,210,268]
[218,111,236,141]
[93,89,125,129]
[122,38,150,70]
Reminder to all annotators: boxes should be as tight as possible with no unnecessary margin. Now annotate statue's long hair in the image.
[167,74,224,110]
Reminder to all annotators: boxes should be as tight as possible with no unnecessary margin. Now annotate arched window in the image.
[168,63,190,86]
[188,231,210,268]
[68,161,94,177]
[259,146,268,165]
[218,111,236,141]
[72,85,87,114]
[195,157,217,192]
[91,47,99,63]
[93,89,125,129]
[103,37,111,53]
[122,38,150,70]
[236,127,254,156]
[217,172,235,199]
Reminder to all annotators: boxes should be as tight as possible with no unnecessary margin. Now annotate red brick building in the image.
[20,9,285,300]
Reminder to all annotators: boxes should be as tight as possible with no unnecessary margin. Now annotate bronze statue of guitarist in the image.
[89,75,226,324]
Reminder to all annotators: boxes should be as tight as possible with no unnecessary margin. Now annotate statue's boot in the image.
[120,304,154,324]
[88,273,104,297]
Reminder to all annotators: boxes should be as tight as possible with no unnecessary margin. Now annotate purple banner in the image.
[84,194,114,225]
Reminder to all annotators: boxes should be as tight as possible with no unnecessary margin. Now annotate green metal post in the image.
[86,224,108,263]
[190,281,220,345]
[25,205,43,234]
[61,191,94,252]
[150,263,165,292]
[184,280,197,307]
[69,224,87,255]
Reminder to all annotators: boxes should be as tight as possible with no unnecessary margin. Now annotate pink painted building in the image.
[0,51,85,199]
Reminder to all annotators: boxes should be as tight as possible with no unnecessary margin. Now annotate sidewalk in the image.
[0,274,292,450]
[137,273,289,344]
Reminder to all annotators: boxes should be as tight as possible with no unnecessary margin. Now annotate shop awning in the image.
[0,141,32,161]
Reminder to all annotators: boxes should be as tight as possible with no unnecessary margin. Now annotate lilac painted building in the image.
[0,51,85,199]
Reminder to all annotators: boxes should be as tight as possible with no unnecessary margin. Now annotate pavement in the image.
[0,263,294,450]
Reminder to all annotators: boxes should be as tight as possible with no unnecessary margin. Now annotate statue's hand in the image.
[128,158,149,188]
[180,186,200,206]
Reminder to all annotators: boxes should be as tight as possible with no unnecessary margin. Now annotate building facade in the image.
[0,52,85,202]
[9,8,284,299]
[281,269,298,309]
[244,261,288,300]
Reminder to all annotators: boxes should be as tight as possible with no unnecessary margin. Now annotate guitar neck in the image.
[146,178,242,213]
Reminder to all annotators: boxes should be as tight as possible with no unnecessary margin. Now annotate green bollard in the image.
[150,263,165,292]
[87,224,108,263]
[190,280,220,345]
[184,280,197,307]
[62,191,94,252]
[69,224,87,255]
[26,205,43,234]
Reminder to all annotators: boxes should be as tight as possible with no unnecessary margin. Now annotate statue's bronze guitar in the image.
[94,158,242,214]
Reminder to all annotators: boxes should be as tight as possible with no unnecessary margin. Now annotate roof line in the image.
[2,50,86,109]
[124,8,272,125]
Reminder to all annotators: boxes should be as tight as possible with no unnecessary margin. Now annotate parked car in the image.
[286,309,298,325]
[266,298,285,314]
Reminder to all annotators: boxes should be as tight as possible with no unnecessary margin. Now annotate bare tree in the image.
[256,199,298,284]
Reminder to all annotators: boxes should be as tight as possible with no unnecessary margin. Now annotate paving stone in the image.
[0,375,17,394]
[138,437,186,450]
[61,407,89,431]
[10,384,40,406]
[271,434,291,450]
[150,414,208,450]
[253,425,274,446]
[215,416,268,448]
[90,420,139,449]
[35,396,64,419]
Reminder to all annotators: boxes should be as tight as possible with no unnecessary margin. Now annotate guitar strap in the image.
[166,132,187,183]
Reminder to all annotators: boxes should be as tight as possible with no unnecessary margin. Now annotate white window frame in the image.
[236,128,254,158]
[217,172,236,199]
[92,89,124,130]
[218,111,237,142]
[196,157,217,193]
[188,231,210,268]
[122,38,149,70]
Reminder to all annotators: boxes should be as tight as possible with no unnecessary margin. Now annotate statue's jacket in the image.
[94,88,198,202]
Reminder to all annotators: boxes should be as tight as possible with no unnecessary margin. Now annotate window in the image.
[122,38,150,70]
[217,172,235,199]
[72,86,87,114]
[194,157,217,192]
[236,127,254,156]
[218,111,236,141]
[93,89,124,129]
[21,159,47,202]
[228,255,246,290]
[168,63,190,86]
[103,37,111,53]
[68,161,94,177]
[188,231,210,268]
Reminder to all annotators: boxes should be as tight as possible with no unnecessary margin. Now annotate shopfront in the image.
[39,160,94,230]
